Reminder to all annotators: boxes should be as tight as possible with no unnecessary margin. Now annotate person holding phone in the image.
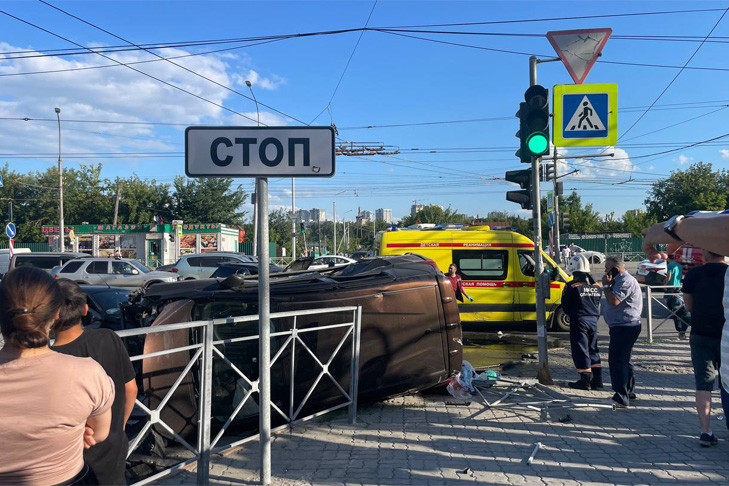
[445,264,474,303]
[602,255,643,408]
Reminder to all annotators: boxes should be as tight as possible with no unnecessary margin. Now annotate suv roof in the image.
[10,252,90,272]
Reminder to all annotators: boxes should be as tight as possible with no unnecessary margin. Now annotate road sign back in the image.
[553,84,618,147]
[546,28,612,84]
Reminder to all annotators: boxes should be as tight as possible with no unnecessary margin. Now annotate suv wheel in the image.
[552,306,570,332]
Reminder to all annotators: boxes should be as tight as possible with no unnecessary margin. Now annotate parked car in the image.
[210,262,284,278]
[79,285,132,331]
[54,257,179,289]
[285,255,358,272]
[9,251,90,274]
[568,245,606,265]
[171,252,257,279]
[120,254,462,440]
[0,248,31,276]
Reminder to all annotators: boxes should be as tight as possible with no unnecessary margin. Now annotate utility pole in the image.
[112,183,122,226]
[552,152,561,264]
[333,202,337,255]
[291,179,296,261]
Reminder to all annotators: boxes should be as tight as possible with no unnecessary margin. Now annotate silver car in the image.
[171,252,257,279]
[55,258,179,289]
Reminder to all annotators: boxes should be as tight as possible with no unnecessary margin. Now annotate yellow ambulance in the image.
[378,226,571,331]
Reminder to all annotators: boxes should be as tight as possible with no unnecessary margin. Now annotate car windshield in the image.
[130,260,151,273]
[88,288,131,314]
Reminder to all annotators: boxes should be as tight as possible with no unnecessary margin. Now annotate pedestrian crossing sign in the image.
[553,83,617,147]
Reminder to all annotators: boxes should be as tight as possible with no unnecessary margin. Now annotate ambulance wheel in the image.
[552,307,570,332]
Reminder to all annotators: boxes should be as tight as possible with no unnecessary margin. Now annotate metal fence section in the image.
[0,242,52,252]
[117,305,362,485]
[641,285,689,343]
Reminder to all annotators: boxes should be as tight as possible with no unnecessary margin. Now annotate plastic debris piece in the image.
[526,442,542,465]
[456,467,472,475]
[457,361,477,392]
[446,376,472,400]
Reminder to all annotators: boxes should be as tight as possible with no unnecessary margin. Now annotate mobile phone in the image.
[608,267,619,278]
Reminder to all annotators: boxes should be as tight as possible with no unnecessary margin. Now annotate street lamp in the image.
[246,80,260,257]
[55,107,65,253]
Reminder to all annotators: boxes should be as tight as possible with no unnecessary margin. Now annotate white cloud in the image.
[720,149,729,161]
[234,70,285,91]
[678,154,692,165]
[0,42,287,165]
[554,146,636,181]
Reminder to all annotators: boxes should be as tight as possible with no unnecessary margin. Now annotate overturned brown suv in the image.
[122,254,462,438]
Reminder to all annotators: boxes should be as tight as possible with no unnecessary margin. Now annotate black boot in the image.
[590,367,604,390]
[568,372,592,390]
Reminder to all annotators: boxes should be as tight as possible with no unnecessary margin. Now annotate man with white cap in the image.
[562,253,603,390]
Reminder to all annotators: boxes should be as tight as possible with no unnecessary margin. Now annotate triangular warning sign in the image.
[546,28,612,84]
[565,96,605,132]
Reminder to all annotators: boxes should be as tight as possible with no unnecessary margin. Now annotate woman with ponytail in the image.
[0,267,114,485]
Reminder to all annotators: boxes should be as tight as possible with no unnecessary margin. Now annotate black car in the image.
[210,262,284,278]
[80,285,132,331]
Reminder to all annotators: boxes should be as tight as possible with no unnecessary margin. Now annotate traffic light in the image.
[516,85,550,163]
[562,212,571,231]
[542,162,555,182]
[168,233,174,243]
[300,222,305,234]
[505,168,533,210]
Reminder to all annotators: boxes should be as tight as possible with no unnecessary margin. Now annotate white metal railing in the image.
[641,285,689,343]
[116,305,362,485]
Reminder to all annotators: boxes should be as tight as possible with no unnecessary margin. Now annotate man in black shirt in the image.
[682,249,728,447]
[52,280,137,485]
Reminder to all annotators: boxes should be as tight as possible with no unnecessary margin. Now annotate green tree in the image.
[560,192,601,233]
[116,175,173,224]
[645,162,728,220]
[172,176,247,225]
[399,204,467,227]
[622,210,656,237]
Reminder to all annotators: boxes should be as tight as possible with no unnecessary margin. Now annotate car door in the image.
[84,260,112,285]
[111,260,141,287]
[515,250,564,323]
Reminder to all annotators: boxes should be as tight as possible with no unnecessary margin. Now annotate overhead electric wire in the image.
[0,9,259,124]
[0,37,290,78]
[309,0,378,125]
[618,8,729,140]
[37,0,310,127]
[375,8,726,29]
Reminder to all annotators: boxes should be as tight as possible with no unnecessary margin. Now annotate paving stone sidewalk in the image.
[158,335,728,486]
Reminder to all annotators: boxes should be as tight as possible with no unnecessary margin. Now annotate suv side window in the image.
[112,261,136,275]
[60,261,84,274]
[87,261,109,274]
[452,250,509,280]
[186,257,203,267]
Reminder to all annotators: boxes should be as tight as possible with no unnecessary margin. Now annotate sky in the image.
[2,0,729,223]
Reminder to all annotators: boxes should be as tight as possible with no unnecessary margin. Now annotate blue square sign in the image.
[562,93,608,139]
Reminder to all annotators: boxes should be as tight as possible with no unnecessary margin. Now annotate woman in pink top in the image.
[0,267,114,485]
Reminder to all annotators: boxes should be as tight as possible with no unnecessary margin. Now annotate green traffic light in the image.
[527,132,549,155]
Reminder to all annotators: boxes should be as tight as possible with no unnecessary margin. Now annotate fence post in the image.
[645,286,654,344]
[348,306,362,424]
[196,320,214,485]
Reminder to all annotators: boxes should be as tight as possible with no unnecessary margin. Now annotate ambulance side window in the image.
[453,250,508,281]
[518,251,536,277]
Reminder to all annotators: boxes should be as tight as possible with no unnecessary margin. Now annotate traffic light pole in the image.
[552,151,562,265]
[529,56,553,386]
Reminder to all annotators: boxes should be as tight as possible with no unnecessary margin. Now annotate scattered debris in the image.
[456,467,473,476]
[445,400,471,406]
[558,414,573,423]
[521,353,537,360]
[526,442,542,465]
